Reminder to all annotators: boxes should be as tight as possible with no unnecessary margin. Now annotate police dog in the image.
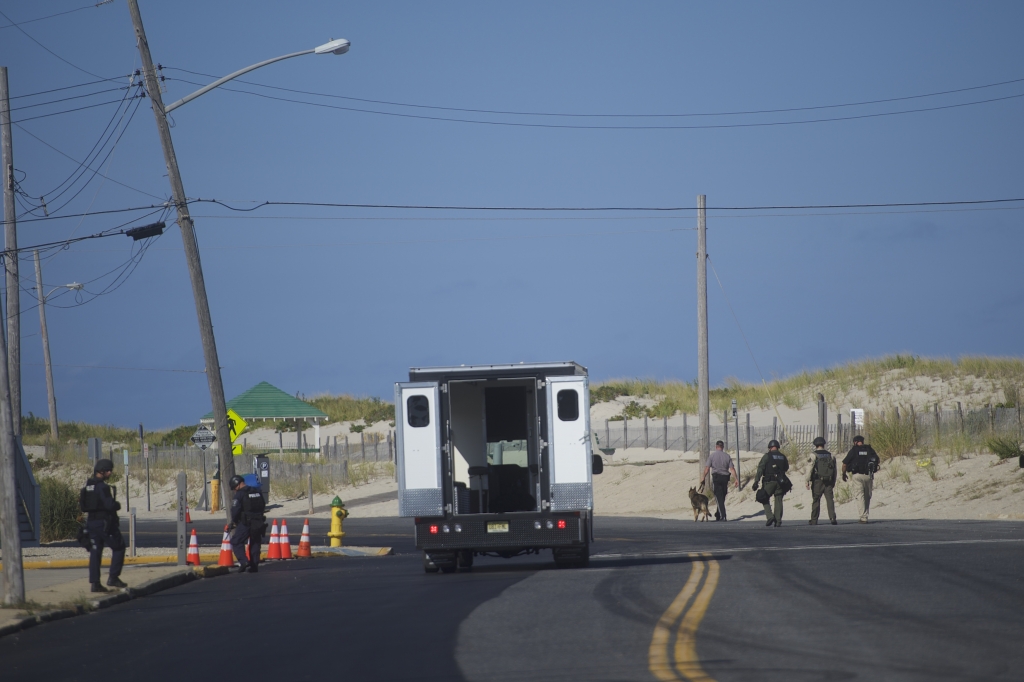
[688,486,711,522]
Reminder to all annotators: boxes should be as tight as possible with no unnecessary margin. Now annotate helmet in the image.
[853,435,865,444]
[768,440,780,449]
[228,475,246,490]
[94,458,114,473]
[813,437,826,447]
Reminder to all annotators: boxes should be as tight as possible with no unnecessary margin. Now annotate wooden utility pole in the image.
[696,195,710,488]
[33,251,58,439]
[126,0,235,517]
[1,67,20,437]
[0,64,24,605]
[817,393,827,444]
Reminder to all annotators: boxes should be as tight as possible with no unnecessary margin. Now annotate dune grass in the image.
[591,355,1024,418]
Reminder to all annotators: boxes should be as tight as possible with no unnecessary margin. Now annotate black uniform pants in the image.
[231,523,263,568]
[87,519,125,584]
[712,473,730,520]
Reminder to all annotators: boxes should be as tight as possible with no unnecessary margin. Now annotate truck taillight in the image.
[429,525,439,534]
[557,519,567,529]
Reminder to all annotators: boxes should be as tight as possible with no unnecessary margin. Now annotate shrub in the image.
[40,477,81,543]
[868,412,916,460]
[985,436,1024,460]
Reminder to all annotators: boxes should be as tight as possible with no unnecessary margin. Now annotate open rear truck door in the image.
[395,382,444,517]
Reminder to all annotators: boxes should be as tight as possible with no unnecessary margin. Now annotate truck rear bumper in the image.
[415,512,587,552]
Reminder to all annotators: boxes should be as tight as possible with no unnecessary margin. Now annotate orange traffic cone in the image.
[186,507,192,524]
[218,526,234,567]
[267,519,281,560]
[279,519,293,559]
[297,519,312,558]
[186,529,201,566]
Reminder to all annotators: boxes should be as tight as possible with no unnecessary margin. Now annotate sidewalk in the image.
[0,564,209,637]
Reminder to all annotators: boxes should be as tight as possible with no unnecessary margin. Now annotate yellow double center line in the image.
[648,553,721,682]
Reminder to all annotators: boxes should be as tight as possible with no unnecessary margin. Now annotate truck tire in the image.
[423,552,439,574]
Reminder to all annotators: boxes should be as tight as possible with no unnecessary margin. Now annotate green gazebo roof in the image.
[201,381,329,422]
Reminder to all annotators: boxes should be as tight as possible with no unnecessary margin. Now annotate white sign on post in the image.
[143,443,149,458]
[190,425,216,450]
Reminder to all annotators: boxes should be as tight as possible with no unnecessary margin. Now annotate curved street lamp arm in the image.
[164,49,315,113]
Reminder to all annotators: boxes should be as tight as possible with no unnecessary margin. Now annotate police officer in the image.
[805,436,838,525]
[752,440,790,527]
[80,459,127,592]
[842,435,880,523]
[229,475,267,573]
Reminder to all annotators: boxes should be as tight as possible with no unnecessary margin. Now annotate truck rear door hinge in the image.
[537,380,546,390]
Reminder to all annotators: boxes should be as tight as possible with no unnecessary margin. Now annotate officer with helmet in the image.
[805,436,838,525]
[79,459,127,592]
[229,474,268,573]
[842,435,880,523]
[752,440,790,527]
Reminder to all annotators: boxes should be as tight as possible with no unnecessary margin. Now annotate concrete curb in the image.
[7,547,394,569]
[0,564,228,640]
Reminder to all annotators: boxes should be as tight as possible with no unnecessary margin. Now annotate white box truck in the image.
[395,362,603,572]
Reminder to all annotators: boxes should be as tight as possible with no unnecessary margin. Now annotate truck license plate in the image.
[487,521,509,533]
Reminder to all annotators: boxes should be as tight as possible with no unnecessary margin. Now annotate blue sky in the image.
[1,1,1022,429]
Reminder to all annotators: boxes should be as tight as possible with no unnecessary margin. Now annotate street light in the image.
[164,38,350,113]
[32,249,82,441]
[127,0,350,519]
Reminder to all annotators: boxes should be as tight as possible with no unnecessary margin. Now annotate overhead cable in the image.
[167,67,1024,119]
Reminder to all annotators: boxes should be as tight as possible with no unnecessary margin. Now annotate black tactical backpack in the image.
[814,455,836,482]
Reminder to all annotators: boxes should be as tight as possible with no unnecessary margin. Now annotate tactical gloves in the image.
[752,482,759,491]
[842,473,848,482]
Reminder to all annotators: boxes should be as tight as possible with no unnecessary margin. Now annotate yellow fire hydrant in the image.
[328,495,348,547]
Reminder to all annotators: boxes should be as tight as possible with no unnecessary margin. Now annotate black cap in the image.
[768,439,780,449]
[229,475,246,490]
[715,440,725,448]
[813,437,826,447]
[853,435,865,443]
[94,458,114,473]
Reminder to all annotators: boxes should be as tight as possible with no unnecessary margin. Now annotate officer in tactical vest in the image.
[752,440,789,527]
[229,475,267,573]
[805,436,838,525]
[842,435,880,523]
[80,459,127,592]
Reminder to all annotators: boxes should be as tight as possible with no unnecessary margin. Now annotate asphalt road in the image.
[4,517,1023,682]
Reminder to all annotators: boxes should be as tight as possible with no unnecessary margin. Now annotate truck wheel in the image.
[457,550,474,571]
[423,553,440,574]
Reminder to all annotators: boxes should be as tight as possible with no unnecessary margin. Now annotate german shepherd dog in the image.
[689,486,711,522]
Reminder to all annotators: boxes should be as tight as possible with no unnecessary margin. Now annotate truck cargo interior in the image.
[449,380,538,514]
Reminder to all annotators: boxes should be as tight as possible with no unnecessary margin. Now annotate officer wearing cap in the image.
[805,436,838,525]
[229,474,267,573]
[79,459,127,592]
[752,440,789,527]
[842,435,880,523]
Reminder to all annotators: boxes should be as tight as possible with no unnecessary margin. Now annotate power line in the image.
[164,76,1024,130]
[6,86,127,113]
[0,2,112,31]
[26,363,205,374]
[189,196,1024,213]
[0,7,110,80]
[6,203,171,226]
[10,95,143,125]
[167,67,1024,120]
[13,123,165,201]
[7,76,134,100]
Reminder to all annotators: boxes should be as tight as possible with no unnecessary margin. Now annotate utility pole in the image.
[696,194,710,490]
[1,67,20,437]
[126,0,235,517]
[0,65,23,605]
[33,252,58,440]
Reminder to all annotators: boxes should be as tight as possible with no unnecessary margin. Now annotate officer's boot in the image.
[91,583,109,593]
[107,576,128,588]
